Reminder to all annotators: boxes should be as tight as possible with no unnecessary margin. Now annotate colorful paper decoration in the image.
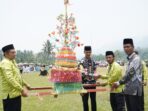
[50,67,82,83]
[50,46,82,94]
[54,83,82,94]
[48,13,83,52]
[49,0,83,94]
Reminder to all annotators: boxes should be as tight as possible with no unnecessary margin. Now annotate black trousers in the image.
[3,96,21,111]
[82,87,96,111]
[125,94,142,111]
[110,93,126,111]
[141,86,144,111]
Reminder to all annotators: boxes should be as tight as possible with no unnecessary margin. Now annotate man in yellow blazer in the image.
[97,51,125,111]
[0,44,30,111]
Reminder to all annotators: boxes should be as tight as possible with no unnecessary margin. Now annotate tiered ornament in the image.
[29,0,108,97]
[50,46,82,93]
[49,0,83,94]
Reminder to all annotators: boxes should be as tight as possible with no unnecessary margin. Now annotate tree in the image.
[42,40,55,64]
[136,47,148,60]
[16,50,35,63]
[114,50,126,61]
[42,40,53,55]
[92,54,105,61]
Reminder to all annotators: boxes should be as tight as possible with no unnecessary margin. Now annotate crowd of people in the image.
[0,38,147,111]
[17,64,50,74]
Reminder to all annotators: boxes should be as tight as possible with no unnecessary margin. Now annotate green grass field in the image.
[0,67,148,111]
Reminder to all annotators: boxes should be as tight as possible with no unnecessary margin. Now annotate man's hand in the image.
[26,85,31,90]
[97,74,102,78]
[142,82,147,86]
[99,82,107,87]
[53,94,58,98]
[21,88,28,97]
[96,81,100,86]
[94,74,101,80]
[80,93,86,96]
[111,82,120,91]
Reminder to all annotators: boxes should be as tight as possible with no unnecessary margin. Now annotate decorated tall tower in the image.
[49,0,83,94]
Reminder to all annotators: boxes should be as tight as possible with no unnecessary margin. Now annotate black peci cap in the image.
[106,51,114,57]
[2,44,15,53]
[123,38,134,46]
[84,46,92,51]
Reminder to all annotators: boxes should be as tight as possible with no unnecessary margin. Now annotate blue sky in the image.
[0,0,148,57]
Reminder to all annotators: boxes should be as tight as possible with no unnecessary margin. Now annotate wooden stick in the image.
[29,88,108,97]
[86,88,107,93]
[30,84,101,91]
[29,92,57,97]
[83,84,99,87]
[30,86,53,90]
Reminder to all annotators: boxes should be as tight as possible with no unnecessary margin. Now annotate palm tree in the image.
[42,40,55,64]
[42,40,53,56]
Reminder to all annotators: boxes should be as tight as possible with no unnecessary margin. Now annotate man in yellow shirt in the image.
[134,51,148,111]
[141,61,148,111]
[0,44,30,111]
[98,51,125,111]
[142,61,148,86]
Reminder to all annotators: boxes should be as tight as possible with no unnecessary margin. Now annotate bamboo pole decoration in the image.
[30,86,53,90]
[83,84,100,87]
[30,84,105,91]
[64,0,69,45]
[64,0,69,5]
[86,88,107,93]
[29,92,57,96]
[29,88,108,97]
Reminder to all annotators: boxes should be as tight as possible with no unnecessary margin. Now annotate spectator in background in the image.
[35,65,41,72]
[19,65,23,74]
[23,65,30,73]
[39,65,48,76]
